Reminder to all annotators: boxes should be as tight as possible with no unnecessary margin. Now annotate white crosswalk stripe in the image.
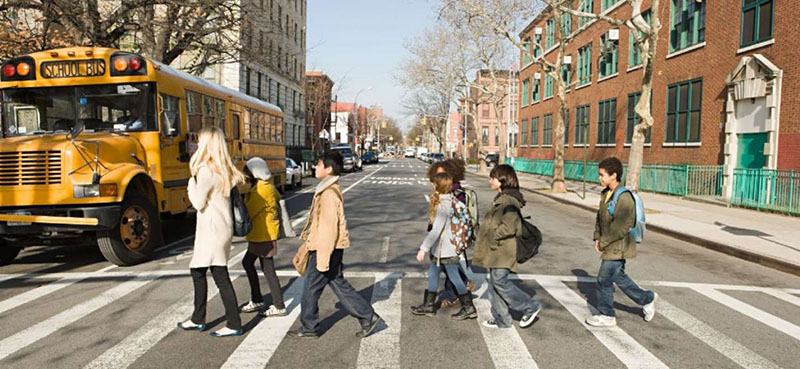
[221,277,305,369]
[0,273,157,361]
[473,277,539,369]
[356,273,402,369]
[536,277,669,369]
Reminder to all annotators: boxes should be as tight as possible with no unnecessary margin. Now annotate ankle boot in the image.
[451,293,478,320]
[410,290,437,316]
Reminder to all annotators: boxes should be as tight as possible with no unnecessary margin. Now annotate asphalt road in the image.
[1,158,800,369]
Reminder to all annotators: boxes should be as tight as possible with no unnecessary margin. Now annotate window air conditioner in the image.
[606,29,619,41]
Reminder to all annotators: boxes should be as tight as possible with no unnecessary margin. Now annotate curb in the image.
[522,186,800,278]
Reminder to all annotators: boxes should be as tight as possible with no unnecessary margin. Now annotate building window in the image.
[521,119,528,146]
[522,78,530,105]
[257,72,263,100]
[575,104,590,145]
[561,12,572,37]
[545,75,554,98]
[563,109,570,145]
[626,91,652,144]
[561,62,571,89]
[482,126,489,146]
[599,33,618,78]
[597,98,617,145]
[531,116,539,146]
[670,0,706,53]
[494,125,499,146]
[245,67,251,96]
[533,34,542,58]
[542,114,553,146]
[741,0,773,47]
[523,38,531,65]
[666,79,702,143]
[546,18,555,49]
[532,78,541,102]
[601,0,619,11]
[578,44,592,86]
[482,105,490,119]
[629,10,651,68]
[579,0,593,27]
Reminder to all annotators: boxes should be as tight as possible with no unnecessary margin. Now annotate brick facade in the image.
[517,0,800,170]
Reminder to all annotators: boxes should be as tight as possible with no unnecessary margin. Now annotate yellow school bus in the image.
[0,47,286,266]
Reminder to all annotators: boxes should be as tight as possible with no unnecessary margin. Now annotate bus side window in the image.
[160,94,181,137]
[232,114,241,140]
[186,90,202,133]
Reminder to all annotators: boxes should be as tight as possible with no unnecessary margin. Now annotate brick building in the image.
[468,70,517,159]
[517,0,797,198]
[305,71,333,151]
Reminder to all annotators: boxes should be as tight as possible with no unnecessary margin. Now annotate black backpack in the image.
[230,186,253,237]
[503,205,542,263]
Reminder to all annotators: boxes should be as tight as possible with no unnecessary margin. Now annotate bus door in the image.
[230,110,243,162]
[158,93,190,214]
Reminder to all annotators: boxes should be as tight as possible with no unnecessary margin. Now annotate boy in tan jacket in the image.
[287,150,381,339]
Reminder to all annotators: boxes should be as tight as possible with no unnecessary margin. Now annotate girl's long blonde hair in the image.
[189,126,245,195]
[428,172,453,223]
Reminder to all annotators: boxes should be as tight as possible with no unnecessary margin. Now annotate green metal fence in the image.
[686,165,724,197]
[731,168,800,215]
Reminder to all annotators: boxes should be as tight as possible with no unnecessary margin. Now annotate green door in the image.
[737,133,767,169]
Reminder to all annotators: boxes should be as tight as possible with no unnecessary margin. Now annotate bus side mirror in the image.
[67,120,85,140]
[161,111,179,138]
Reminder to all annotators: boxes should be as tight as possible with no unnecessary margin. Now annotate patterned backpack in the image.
[449,199,474,254]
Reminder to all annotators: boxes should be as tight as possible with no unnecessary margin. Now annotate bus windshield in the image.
[1,82,156,137]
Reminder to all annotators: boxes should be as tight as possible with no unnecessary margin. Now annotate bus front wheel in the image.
[0,240,21,266]
[97,193,162,266]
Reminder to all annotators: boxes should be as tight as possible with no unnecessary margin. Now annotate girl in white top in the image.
[178,126,246,337]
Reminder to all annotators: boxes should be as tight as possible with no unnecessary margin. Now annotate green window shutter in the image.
[670,0,705,52]
[546,19,555,49]
[522,79,530,105]
[665,79,702,143]
[521,120,528,145]
[534,34,542,57]
[740,0,773,47]
[561,13,572,37]
[626,91,653,144]
[524,38,531,64]
[545,75,554,98]
[597,99,617,144]
[543,114,552,146]
[564,109,570,145]
[532,117,539,146]
[579,0,593,27]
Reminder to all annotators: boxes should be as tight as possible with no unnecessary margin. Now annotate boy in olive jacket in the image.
[586,157,657,327]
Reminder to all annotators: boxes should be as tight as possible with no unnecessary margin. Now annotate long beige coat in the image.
[188,166,233,268]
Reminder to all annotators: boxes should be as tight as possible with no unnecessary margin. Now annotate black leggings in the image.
[190,266,241,330]
[242,251,285,309]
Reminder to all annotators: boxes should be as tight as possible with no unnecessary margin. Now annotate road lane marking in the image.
[692,286,800,342]
[657,297,779,369]
[536,277,669,369]
[0,273,157,361]
[356,272,402,369]
[82,250,248,369]
[473,277,539,369]
[284,186,316,202]
[379,237,390,264]
[761,289,800,308]
[220,277,305,369]
[424,195,430,203]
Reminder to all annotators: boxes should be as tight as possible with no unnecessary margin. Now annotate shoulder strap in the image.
[608,186,630,216]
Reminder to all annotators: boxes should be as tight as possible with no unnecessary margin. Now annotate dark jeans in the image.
[442,263,470,301]
[190,266,242,330]
[596,259,654,317]
[488,268,539,328]
[242,251,285,309]
[427,262,467,295]
[300,250,374,333]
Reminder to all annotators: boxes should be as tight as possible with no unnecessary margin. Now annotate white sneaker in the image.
[240,301,265,313]
[259,305,287,318]
[585,314,617,327]
[643,292,658,322]
[519,306,541,328]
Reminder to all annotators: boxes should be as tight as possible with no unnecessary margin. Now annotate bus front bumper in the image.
[0,205,120,235]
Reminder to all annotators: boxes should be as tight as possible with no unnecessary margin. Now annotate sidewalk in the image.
[469,169,800,276]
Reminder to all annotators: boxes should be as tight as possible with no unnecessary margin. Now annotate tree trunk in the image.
[495,101,507,165]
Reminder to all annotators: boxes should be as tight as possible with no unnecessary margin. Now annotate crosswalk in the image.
[1,268,799,368]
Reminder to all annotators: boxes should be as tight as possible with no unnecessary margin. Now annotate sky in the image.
[306,0,440,131]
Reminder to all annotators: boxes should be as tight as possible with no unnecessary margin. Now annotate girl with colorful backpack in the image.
[411,172,477,320]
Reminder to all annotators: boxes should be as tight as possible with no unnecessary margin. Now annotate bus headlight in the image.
[74,184,117,198]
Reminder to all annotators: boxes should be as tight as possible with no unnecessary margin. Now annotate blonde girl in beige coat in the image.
[178,126,246,338]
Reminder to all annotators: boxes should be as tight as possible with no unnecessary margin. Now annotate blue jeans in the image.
[596,259,654,317]
[299,250,375,333]
[427,262,467,295]
[442,262,470,302]
[488,268,539,328]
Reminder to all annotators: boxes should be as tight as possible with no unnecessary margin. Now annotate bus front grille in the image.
[0,151,62,186]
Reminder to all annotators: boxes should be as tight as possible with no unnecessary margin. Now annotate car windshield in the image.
[335,148,353,157]
[1,83,157,137]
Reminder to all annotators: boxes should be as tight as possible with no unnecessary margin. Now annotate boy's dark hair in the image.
[598,157,624,183]
[489,164,519,190]
[319,150,343,176]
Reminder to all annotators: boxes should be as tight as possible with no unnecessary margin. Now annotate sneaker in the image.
[585,314,617,327]
[259,305,287,318]
[240,301,265,313]
[643,292,658,322]
[482,319,499,328]
[210,327,243,337]
[519,306,541,328]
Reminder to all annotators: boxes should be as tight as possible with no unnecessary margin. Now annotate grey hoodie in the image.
[419,194,460,260]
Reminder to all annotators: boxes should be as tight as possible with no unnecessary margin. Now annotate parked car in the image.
[430,153,445,163]
[285,158,303,188]
[332,146,357,172]
[362,151,379,164]
[484,153,499,167]
[404,148,416,158]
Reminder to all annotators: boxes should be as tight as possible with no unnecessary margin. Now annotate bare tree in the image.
[558,0,661,189]
[0,0,285,74]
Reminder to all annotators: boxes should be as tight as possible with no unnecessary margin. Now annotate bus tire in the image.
[97,193,162,266]
[0,242,21,266]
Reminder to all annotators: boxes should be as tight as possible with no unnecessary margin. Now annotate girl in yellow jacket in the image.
[240,157,286,317]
